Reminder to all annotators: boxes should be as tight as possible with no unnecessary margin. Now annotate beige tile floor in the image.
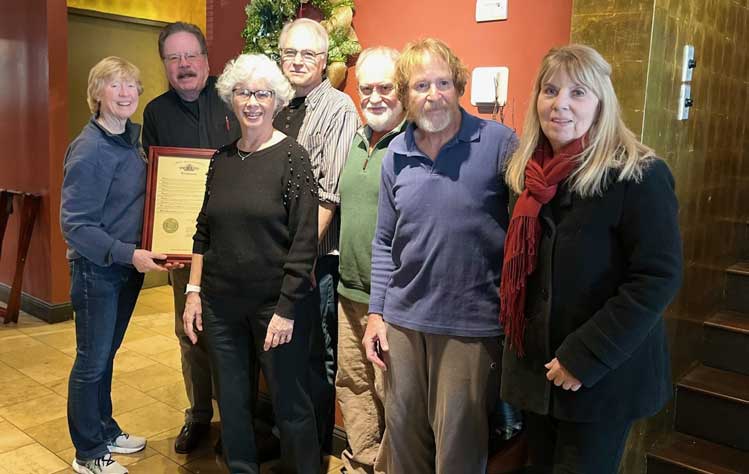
[0,285,343,474]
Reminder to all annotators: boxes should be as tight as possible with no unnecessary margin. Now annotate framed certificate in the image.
[142,146,215,262]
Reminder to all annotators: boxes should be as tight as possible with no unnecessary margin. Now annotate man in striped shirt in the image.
[274,18,361,454]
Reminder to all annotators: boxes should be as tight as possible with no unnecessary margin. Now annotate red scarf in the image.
[499,136,584,356]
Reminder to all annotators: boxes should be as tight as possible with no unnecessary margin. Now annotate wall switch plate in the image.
[471,67,509,106]
[476,0,508,22]
[677,83,692,120]
[681,44,696,82]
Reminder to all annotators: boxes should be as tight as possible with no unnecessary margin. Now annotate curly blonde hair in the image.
[394,38,468,112]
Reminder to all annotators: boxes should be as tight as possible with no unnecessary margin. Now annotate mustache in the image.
[423,104,447,112]
[177,71,197,80]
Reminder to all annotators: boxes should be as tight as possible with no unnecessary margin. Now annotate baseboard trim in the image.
[0,283,73,323]
[257,393,348,457]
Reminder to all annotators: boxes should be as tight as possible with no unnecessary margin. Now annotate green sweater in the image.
[337,121,407,304]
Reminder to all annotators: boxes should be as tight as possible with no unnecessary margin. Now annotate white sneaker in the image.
[107,432,146,454]
[72,453,128,474]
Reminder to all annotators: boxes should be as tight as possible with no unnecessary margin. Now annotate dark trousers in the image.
[171,267,214,423]
[308,254,339,453]
[202,292,320,474]
[67,258,143,461]
[524,412,633,474]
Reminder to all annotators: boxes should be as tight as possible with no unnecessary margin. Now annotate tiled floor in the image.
[0,285,343,474]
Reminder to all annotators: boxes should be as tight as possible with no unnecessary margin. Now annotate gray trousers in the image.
[384,323,501,474]
[171,267,214,424]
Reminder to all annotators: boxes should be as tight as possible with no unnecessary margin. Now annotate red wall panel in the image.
[207,0,573,131]
[0,1,69,305]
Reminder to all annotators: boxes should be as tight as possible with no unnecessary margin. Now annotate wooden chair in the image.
[0,190,41,324]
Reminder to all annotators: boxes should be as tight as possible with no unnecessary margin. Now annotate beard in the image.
[413,107,452,133]
[364,102,404,132]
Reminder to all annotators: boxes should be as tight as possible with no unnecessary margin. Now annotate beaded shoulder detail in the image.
[283,140,317,208]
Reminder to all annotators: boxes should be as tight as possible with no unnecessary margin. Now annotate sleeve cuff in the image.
[275,294,295,321]
[368,298,384,315]
[318,191,340,205]
[192,240,208,255]
[110,241,136,266]
[555,335,610,388]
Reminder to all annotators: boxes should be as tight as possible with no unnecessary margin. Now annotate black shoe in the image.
[174,422,210,454]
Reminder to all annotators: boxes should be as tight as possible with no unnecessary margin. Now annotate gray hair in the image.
[355,46,400,79]
[216,54,295,114]
[278,18,329,54]
[158,22,208,59]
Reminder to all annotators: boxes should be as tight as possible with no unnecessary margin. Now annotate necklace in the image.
[237,148,255,161]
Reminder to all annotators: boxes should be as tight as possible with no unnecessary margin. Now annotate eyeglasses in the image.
[163,51,205,65]
[280,48,326,63]
[359,83,395,97]
[232,88,275,103]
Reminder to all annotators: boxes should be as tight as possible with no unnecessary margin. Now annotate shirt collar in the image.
[89,116,141,146]
[393,107,481,156]
[304,79,333,109]
[356,119,408,150]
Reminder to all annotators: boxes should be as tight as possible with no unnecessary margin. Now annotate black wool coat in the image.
[500,158,683,422]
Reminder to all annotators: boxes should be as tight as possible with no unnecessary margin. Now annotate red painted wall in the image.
[208,0,573,131]
[0,1,70,305]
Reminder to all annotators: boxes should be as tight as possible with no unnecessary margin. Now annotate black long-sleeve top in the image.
[193,136,318,319]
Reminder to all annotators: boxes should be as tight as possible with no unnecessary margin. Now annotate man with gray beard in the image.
[336,47,406,474]
[363,38,517,474]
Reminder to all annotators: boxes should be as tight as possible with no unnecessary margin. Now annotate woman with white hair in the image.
[499,44,683,473]
[181,53,320,474]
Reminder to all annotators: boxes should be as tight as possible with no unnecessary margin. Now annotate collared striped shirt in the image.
[295,79,361,256]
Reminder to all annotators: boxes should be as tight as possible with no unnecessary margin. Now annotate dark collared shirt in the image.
[142,76,240,153]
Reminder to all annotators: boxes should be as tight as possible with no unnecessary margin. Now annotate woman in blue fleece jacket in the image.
[60,56,170,474]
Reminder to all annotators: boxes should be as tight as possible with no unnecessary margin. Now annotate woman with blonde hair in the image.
[62,56,170,474]
[499,44,682,473]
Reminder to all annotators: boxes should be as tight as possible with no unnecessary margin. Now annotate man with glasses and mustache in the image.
[142,21,239,455]
[336,46,405,474]
[363,38,518,474]
[273,18,360,455]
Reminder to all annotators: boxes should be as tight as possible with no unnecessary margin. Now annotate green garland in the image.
[242,0,359,64]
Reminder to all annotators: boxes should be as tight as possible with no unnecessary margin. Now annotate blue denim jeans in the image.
[308,254,339,452]
[67,258,143,461]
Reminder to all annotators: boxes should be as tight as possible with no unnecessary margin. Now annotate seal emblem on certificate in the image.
[162,218,179,234]
[141,147,217,262]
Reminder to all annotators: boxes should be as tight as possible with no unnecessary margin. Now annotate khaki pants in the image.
[384,323,501,474]
[335,296,386,474]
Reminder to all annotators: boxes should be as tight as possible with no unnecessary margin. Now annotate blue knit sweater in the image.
[369,110,517,337]
[61,117,146,267]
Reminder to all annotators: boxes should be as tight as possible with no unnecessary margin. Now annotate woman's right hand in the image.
[363,313,389,371]
[183,292,203,344]
[132,249,167,273]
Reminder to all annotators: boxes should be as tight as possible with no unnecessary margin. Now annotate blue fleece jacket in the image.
[368,109,517,337]
[61,117,147,267]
